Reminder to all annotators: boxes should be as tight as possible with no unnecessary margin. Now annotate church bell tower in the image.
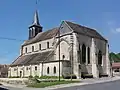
[28,10,42,39]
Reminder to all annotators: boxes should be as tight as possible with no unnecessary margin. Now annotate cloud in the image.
[110,28,120,34]
[107,21,115,26]
[109,28,120,34]
[106,21,120,34]
[116,28,120,32]
[110,29,117,34]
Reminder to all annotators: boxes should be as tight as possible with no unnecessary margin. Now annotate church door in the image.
[20,71,22,78]
[78,64,81,78]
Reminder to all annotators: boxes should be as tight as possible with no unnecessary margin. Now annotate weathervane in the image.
[35,0,39,10]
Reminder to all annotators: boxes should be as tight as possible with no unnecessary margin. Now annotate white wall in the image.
[9,62,63,77]
[55,38,70,61]
[22,38,54,55]
[42,62,62,76]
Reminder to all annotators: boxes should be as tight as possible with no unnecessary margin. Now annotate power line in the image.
[0,36,25,42]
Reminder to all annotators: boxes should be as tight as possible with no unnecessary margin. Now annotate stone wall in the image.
[22,38,54,56]
[0,78,28,85]
[9,62,63,77]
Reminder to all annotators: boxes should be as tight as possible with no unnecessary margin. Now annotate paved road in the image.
[0,85,47,90]
[0,80,120,90]
[54,80,120,90]
[0,87,8,90]
[0,85,21,90]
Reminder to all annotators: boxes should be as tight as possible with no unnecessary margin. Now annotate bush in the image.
[8,76,20,78]
[27,80,79,88]
[99,74,108,78]
[28,75,33,79]
[34,75,39,79]
[62,74,77,79]
[8,76,12,78]
[39,76,63,79]
[81,73,93,79]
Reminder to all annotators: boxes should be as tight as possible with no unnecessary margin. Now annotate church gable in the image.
[59,21,73,35]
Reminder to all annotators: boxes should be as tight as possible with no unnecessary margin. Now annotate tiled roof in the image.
[65,21,106,41]
[11,51,54,66]
[23,21,106,46]
[112,63,120,68]
[11,21,107,66]
[23,27,58,46]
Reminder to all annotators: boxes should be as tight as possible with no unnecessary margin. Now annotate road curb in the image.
[47,77,120,90]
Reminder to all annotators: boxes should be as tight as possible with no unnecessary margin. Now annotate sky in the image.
[0,0,120,64]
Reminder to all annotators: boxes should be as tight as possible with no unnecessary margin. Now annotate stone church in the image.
[8,10,111,78]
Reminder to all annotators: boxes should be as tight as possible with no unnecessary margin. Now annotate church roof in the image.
[23,27,58,46]
[33,10,40,25]
[29,10,42,28]
[11,51,54,66]
[23,21,106,46]
[65,21,106,41]
[11,22,107,66]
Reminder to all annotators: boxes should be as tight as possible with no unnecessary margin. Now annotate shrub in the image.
[34,75,39,79]
[39,76,63,79]
[28,75,33,79]
[62,74,77,79]
[81,73,93,79]
[8,76,12,78]
[8,76,20,78]
[27,80,79,88]
[99,74,108,78]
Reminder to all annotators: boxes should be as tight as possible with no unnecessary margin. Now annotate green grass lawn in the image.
[27,80,80,88]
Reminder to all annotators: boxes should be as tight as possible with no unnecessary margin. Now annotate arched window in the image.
[35,66,37,71]
[53,66,56,74]
[62,55,65,60]
[79,44,80,51]
[47,42,49,48]
[47,67,49,74]
[25,47,27,53]
[32,46,34,52]
[26,67,29,70]
[39,44,41,50]
[77,50,81,63]
[98,50,102,65]
[87,47,90,64]
[82,44,86,64]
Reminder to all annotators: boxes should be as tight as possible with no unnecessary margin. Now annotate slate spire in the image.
[28,10,43,39]
[32,10,40,26]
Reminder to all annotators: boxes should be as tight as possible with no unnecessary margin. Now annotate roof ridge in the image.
[65,21,97,31]
[23,27,59,46]
[65,21,106,41]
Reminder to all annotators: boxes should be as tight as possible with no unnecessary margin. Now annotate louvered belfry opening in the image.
[29,10,43,39]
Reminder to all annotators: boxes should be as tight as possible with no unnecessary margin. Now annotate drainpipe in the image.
[41,62,43,76]
[30,65,32,76]
[17,66,18,77]
[23,65,24,78]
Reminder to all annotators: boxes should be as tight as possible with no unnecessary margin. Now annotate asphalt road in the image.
[0,87,8,90]
[0,85,21,90]
[54,80,120,90]
[0,80,120,90]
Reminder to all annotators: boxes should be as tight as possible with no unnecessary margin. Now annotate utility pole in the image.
[58,26,61,81]
[70,34,73,81]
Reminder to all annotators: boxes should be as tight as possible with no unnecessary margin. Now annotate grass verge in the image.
[27,80,80,88]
